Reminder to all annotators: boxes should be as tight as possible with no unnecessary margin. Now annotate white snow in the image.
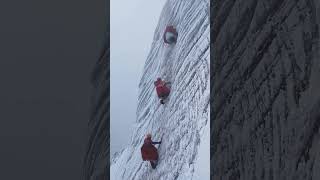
[111,0,210,179]
[110,0,167,156]
[193,119,210,180]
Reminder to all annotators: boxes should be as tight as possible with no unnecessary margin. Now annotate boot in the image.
[160,99,165,104]
[150,161,156,169]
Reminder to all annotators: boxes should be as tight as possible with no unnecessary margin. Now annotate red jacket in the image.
[154,79,170,98]
[141,137,159,161]
[163,26,178,44]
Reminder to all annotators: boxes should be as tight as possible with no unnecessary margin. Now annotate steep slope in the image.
[212,0,320,179]
[111,0,210,179]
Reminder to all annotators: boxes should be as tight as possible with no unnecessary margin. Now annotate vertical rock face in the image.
[83,47,109,180]
[111,0,210,179]
[212,0,320,179]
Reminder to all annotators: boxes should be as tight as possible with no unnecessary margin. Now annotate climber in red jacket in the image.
[141,133,162,169]
[163,26,178,44]
[154,78,171,104]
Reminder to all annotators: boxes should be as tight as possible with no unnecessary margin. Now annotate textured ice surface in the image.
[111,0,210,179]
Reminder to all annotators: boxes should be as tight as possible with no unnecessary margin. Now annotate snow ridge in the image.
[111,0,210,180]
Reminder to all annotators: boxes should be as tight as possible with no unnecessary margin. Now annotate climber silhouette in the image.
[163,26,178,44]
[141,133,162,169]
[154,77,171,104]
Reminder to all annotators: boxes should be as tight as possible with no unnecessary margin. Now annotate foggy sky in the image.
[0,0,106,179]
[110,0,167,155]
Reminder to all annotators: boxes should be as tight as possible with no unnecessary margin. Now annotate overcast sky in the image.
[110,0,167,155]
[0,0,105,179]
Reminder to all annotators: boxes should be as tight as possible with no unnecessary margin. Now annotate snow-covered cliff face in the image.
[212,0,320,179]
[111,0,210,179]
